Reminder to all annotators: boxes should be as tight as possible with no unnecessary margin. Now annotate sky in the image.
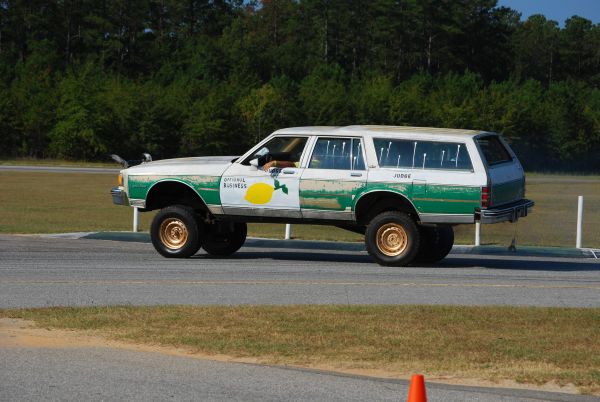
[498,0,600,26]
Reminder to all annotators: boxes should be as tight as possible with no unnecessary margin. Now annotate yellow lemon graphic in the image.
[245,182,275,204]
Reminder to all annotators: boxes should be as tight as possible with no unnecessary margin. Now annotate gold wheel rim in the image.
[159,218,188,250]
[376,223,408,256]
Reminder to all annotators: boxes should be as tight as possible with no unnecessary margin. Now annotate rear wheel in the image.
[150,205,202,258]
[201,221,247,256]
[415,225,454,263]
[365,211,420,266]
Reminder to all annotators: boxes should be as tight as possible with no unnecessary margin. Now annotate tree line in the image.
[0,0,599,171]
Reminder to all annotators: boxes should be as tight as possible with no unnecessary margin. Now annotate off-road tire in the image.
[150,205,202,258]
[365,211,420,266]
[414,225,454,263]
[201,221,247,256]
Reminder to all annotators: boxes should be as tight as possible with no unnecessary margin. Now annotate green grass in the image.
[0,157,121,168]
[0,171,598,247]
[0,172,154,233]
[3,305,600,394]
[527,172,600,179]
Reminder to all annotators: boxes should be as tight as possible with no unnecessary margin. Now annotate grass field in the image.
[0,171,598,247]
[3,305,599,394]
[0,158,121,168]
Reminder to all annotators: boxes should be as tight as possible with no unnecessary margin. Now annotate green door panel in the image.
[300,179,363,210]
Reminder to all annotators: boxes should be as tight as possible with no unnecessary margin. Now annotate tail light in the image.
[481,186,490,208]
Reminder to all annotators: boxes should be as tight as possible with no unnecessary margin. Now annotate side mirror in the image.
[249,158,259,169]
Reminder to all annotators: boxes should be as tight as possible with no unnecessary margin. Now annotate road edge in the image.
[33,231,599,259]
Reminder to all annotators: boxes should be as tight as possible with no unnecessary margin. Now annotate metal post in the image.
[133,207,139,233]
[475,222,481,246]
[576,196,583,248]
[285,224,292,240]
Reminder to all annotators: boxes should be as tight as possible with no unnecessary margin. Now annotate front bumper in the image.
[111,186,129,206]
[477,199,534,224]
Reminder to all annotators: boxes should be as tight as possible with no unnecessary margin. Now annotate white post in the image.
[475,221,481,246]
[133,207,139,233]
[576,195,583,248]
[285,223,292,240]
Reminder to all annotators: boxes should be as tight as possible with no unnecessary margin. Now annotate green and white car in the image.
[111,126,533,266]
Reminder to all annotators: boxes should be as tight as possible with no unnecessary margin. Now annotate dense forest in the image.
[0,0,599,170]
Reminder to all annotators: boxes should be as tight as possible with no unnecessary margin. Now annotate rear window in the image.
[477,135,512,166]
[373,138,473,171]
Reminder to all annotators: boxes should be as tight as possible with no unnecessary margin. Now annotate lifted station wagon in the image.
[111,126,534,266]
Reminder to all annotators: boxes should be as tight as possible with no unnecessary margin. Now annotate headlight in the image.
[118,174,123,187]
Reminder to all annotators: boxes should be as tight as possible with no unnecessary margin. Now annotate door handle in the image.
[350,172,363,177]
[282,169,296,174]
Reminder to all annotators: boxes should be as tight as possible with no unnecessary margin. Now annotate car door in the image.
[220,136,309,218]
[300,136,367,221]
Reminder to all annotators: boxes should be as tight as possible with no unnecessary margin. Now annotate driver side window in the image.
[244,136,309,167]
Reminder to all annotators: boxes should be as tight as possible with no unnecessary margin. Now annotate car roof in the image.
[272,125,489,139]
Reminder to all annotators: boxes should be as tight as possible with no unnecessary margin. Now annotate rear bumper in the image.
[477,199,534,224]
[111,187,129,206]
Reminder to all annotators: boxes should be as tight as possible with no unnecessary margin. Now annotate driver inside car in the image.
[261,159,298,171]
[255,151,300,172]
[251,137,307,172]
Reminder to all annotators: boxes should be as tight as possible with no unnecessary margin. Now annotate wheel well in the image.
[355,191,420,226]
[145,181,209,212]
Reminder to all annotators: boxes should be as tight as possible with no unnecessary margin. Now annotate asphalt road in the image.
[4,346,596,402]
[0,235,598,308]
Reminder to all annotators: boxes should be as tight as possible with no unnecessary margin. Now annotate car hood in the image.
[125,156,239,177]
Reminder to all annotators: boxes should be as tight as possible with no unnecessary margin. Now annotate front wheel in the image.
[201,221,247,256]
[365,211,420,266]
[150,205,202,258]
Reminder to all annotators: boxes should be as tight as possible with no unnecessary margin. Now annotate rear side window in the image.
[309,137,365,170]
[374,138,473,171]
[477,135,512,166]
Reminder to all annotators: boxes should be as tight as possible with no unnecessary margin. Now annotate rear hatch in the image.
[476,134,525,208]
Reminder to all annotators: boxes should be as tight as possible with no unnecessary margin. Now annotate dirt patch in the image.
[0,318,581,395]
[0,318,260,363]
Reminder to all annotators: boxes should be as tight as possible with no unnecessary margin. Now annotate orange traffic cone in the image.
[407,374,427,402]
